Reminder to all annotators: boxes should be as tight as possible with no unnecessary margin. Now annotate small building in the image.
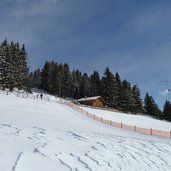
[77,96,105,108]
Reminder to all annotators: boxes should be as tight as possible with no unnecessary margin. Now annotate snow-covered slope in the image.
[81,106,171,131]
[0,92,171,171]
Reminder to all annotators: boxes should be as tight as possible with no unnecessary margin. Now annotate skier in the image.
[40,93,43,100]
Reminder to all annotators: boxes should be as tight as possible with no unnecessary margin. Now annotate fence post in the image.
[121,122,122,128]
[150,128,152,135]
[94,114,95,120]
[134,125,136,132]
[101,117,102,122]
[110,120,112,125]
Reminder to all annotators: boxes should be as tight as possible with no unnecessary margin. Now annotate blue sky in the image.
[1,0,171,109]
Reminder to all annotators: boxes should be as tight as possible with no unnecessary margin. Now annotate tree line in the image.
[144,94,171,121]
[0,39,29,91]
[29,60,171,121]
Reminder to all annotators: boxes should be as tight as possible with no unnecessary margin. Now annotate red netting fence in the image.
[66,101,171,139]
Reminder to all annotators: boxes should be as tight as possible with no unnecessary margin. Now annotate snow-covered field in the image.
[0,92,171,171]
[81,106,171,131]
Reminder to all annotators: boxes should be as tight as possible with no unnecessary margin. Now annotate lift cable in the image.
[132,80,171,86]
[131,80,171,101]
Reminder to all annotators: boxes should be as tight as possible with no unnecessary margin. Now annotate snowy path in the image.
[0,93,171,170]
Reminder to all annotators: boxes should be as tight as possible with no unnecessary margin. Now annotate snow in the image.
[77,96,101,102]
[0,91,171,170]
[81,106,171,131]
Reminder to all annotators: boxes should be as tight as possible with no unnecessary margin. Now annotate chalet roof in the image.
[77,96,102,102]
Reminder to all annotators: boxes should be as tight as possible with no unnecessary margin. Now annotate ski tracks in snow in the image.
[0,123,171,170]
[12,152,23,171]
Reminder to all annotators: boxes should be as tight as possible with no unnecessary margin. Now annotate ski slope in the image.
[0,92,171,171]
[81,106,171,131]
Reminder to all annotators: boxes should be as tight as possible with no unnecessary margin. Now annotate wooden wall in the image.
[80,99,104,107]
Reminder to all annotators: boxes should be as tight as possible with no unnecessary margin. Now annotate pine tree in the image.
[101,67,118,108]
[163,100,171,121]
[71,70,81,99]
[0,45,3,89]
[119,80,133,112]
[3,43,11,90]
[144,93,161,117]
[80,73,91,98]
[0,39,9,90]
[51,62,59,95]
[57,63,64,97]
[114,72,123,109]
[41,61,50,91]
[47,61,56,93]
[18,44,29,91]
[62,63,72,97]
[131,85,143,114]
[10,42,17,90]
[90,70,101,96]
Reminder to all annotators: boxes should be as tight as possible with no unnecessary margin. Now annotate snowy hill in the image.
[81,106,171,131]
[0,91,171,170]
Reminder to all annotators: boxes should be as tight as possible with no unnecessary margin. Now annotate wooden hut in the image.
[77,96,105,107]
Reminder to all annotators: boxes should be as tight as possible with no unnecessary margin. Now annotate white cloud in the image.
[159,89,171,96]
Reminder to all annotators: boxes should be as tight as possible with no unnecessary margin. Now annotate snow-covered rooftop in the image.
[77,96,102,102]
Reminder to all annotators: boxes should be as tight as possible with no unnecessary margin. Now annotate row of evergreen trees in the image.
[30,61,142,113]
[143,92,171,121]
[30,61,171,121]
[0,39,29,91]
